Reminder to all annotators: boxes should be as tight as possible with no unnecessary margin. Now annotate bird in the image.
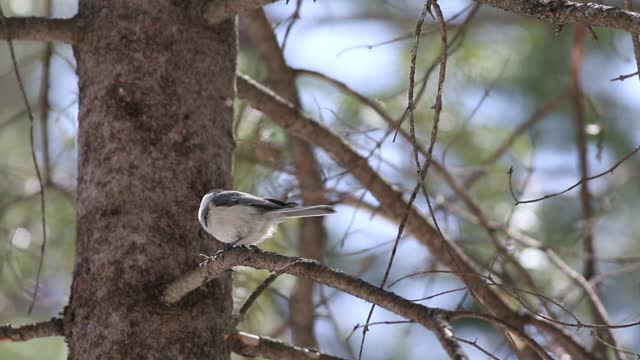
[198,189,335,246]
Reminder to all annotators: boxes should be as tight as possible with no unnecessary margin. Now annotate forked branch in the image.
[234,73,593,359]
[163,246,471,359]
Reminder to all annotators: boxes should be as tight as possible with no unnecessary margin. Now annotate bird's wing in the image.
[263,198,298,208]
[212,191,297,210]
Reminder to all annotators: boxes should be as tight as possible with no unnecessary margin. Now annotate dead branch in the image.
[0,16,76,43]
[0,318,63,342]
[243,8,327,348]
[360,1,456,358]
[163,247,441,324]
[0,5,48,315]
[624,0,640,82]
[447,200,632,356]
[164,246,561,359]
[508,145,640,205]
[230,331,345,360]
[234,73,593,359]
[474,0,640,34]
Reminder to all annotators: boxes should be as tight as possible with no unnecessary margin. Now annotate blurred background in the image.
[2,0,640,358]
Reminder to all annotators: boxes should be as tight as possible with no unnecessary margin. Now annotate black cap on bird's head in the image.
[205,188,224,196]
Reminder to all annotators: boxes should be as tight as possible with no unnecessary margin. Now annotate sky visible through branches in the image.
[2,0,640,359]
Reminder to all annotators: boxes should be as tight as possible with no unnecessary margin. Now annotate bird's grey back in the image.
[211,190,298,211]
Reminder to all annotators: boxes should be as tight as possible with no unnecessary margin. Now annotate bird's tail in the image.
[270,205,335,219]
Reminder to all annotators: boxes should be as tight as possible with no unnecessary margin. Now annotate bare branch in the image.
[243,8,327,348]
[569,23,623,358]
[592,331,640,359]
[230,331,345,360]
[294,68,568,197]
[226,261,297,334]
[0,318,63,342]
[432,312,469,360]
[164,247,470,359]
[624,1,640,82]
[361,2,453,358]
[449,311,551,360]
[570,26,596,282]
[610,71,639,81]
[234,74,593,359]
[164,247,434,321]
[474,0,640,33]
[464,89,570,187]
[453,336,500,360]
[0,17,76,43]
[203,0,280,24]
[39,42,53,182]
[0,5,48,315]
[508,144,640,205]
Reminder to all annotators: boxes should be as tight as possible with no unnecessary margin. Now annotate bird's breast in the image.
[204,205,259,243]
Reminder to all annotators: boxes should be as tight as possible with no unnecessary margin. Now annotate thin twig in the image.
[388,265,580,326]
[230,330,346,360]
[463,89,570,188]
[0,3,48,316]
[358,0,437,359]
[319,286,358,359]
[336,3,473,56]
[508,144,640,205]
[410,287,467,302]
[592,331,640,358]
[357,2,449,357]
[280,0,302,52]
[568,26,619,358]
[346,321,413,342]
[396,3,479,129]
[441,59,509,167]
[453,336,500,360]
[435,200,637,358]
[570,25,596,282]
[449,311,552,360]
[610,71,639,81]
[39,55,52,181]
[226,259,300,335]
[291,71,561,303]
[243,7,328,348]
[624,0,640,82]
[235,74,593,359]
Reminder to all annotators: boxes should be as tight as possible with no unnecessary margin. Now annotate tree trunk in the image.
[64,1,236,358]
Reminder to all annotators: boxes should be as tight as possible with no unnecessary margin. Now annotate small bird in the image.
[198,189,335,246]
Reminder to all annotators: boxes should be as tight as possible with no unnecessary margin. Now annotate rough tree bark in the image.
[64,1,236,358]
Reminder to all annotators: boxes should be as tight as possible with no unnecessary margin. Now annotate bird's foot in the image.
[221,242,237,251]
[209,243,238,260]
[198,253,212,267]
[200,244,257,267]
